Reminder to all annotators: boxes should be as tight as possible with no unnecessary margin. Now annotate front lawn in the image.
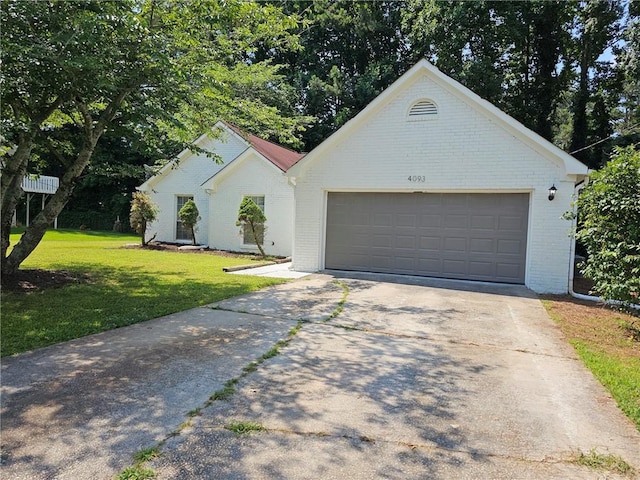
[543,296,640,430]
[1,229,286,357]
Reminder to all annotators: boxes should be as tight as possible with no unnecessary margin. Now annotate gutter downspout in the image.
[568,179,595,301]
[568,178,640,310]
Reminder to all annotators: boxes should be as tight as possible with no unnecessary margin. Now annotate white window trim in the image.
[175,194,194,242]
[240,194,265,247]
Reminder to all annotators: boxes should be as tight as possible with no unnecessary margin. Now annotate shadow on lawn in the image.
[1,263,281,357]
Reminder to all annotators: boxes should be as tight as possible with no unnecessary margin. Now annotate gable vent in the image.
[408,100,438,118]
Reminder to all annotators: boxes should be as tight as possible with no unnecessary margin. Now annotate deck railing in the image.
[22,175,59,194]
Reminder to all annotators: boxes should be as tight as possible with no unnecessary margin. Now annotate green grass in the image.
[571,341,640,430]
[1,229,286,357]
[542,298,640,431]
[224,421,266,435]
[116,466,156,480]
[575,448,633,475]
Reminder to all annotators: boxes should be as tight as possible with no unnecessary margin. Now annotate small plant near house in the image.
[178,199,199,245]
[129,192,159,246]
[236,197,267,258]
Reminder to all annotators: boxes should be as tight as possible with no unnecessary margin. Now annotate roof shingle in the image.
[223,122,305,172]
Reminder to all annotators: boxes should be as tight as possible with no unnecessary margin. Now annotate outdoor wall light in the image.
[548,184,557,201]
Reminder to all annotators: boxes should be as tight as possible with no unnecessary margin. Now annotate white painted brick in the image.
[140,130,294,257]
[291,74,578,294]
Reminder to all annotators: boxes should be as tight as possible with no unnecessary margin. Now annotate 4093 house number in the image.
[408,175,426,182]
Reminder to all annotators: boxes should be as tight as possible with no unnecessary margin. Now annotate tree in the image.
[236,197,267,259]
[178,199,199,246]
[269,0,411,149]
[1,0,304,276]
[612,1,640,150]
[129,192,158,246]
[568,0,623,167]
[574,146,640,305]
[403,1,575,142]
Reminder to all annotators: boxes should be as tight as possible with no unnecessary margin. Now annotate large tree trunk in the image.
[570,45,591,163]
[2,90,131,276]
[3,146,96,275]
[1,133,37,270]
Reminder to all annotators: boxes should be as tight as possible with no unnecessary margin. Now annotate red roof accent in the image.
[223,122,305,172]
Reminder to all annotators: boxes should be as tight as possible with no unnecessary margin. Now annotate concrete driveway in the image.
[2,274,639,479]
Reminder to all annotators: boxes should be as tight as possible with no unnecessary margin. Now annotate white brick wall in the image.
[142,132,247,245]
[291,74,579,294]
[208,152,294,257]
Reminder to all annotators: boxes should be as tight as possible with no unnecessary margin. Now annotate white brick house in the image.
[287,59,589,293]
[138,121,303,257]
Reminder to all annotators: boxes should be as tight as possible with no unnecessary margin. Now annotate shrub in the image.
[178,199,199,245]
[574,146,640,305]
[129,192,159,246]
[236,197,267,258]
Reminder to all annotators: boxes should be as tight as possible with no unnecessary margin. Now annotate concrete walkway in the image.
[2,274,639,479]
[227,262,311,279]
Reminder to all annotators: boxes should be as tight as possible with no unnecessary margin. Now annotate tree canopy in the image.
[1,0,305,275]
[3,0,639,277]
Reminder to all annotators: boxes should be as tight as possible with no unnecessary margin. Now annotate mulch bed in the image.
[1,269,91,294]
[123,241,272,259]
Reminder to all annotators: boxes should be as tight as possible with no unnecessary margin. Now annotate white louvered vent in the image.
[408,100,438,119]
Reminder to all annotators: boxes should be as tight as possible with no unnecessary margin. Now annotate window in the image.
[242,195,265,245]
[176,195,193,241]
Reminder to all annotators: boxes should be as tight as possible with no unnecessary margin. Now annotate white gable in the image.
[139,123,248,246]
[288,59,588,179]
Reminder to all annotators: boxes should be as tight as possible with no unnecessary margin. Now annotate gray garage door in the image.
[325,192,529,284]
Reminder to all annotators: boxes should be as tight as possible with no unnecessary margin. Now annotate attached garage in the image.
[325,192,529,284]
[287,60,589,294]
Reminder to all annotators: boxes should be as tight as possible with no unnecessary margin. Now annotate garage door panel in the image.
[469,261,495,277]
[443,259,467,275]
[373,213,393,226]
[471,215,496,229]
[371,255,393,269]
[499,215,526,230]
[419,236,441,250]
[469,238,494,253]
[394,256,418,270]
[496,263,522,280]
[396,235,416,249]
[420,214,442,227]
[445,214,468,228]
[497,239,523,254]
[444,237,467,252]
[397,214,417,227]
[325,192,528,284]
[417,257,441,272]
[372,234,392,247]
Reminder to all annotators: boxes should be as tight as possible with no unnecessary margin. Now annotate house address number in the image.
[408,175,426,182]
